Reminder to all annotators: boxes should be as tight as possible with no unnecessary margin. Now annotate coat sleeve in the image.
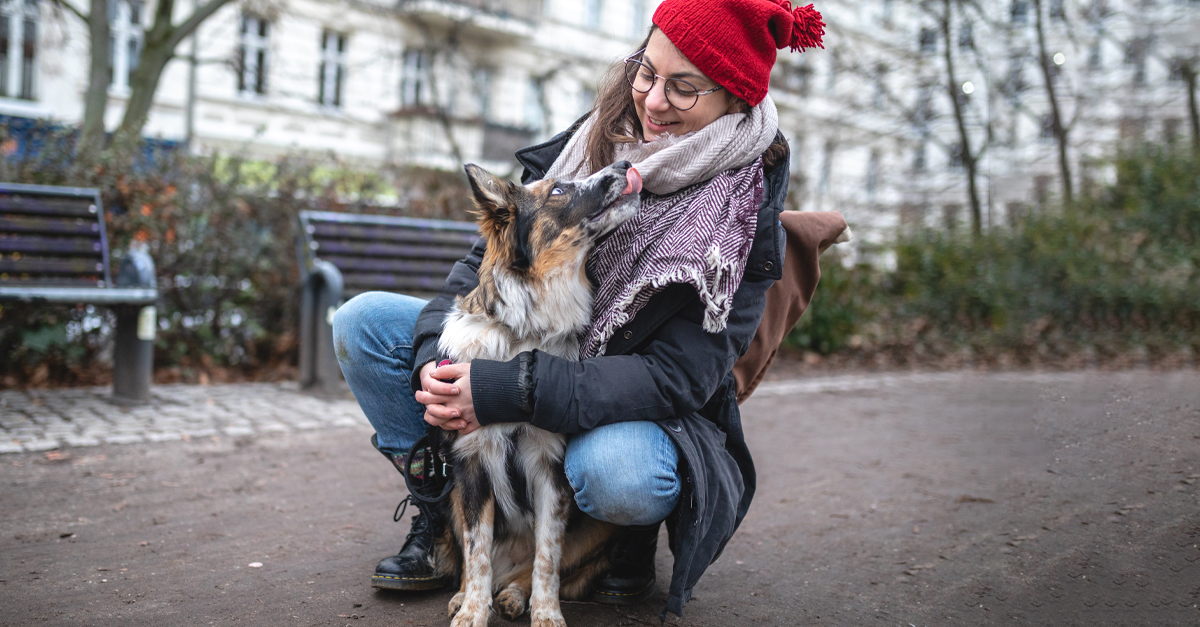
[408,238,487,393]
[469,271,773,433]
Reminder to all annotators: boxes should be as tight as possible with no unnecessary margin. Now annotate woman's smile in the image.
[633,30,734,141]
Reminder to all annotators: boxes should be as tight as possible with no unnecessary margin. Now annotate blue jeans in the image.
[332,291,681,526]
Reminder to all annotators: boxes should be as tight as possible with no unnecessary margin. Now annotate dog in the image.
[432,160,643,627]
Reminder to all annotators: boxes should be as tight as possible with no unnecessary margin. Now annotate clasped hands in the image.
[415,361,480,435]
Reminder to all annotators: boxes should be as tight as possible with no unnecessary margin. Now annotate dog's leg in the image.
[451,470,495,627]
[528,472,570,627]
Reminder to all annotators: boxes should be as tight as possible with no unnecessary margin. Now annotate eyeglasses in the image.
[623,50,723,112]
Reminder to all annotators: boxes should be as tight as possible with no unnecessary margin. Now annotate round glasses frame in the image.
[623,49,723,112]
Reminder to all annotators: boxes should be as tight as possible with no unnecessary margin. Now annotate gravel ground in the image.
[1,369,1197,626]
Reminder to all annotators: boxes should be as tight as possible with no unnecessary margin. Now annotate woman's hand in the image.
[416,361,480,435]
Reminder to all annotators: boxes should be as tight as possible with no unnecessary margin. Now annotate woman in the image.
[332,0,824,617]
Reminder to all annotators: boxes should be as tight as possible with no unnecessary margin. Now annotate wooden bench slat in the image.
[0,196,98,217]
[0,256,107,274]
[314,240,470,260]
[0,275,104,288]
[341,272,453,292]
[322,255,456,276]
[0,235,104,255]
[311,222,479,247]
[0,215,103,236]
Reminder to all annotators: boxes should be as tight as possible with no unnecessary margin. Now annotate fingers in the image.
[415,390,447,406]
[431,363,470,382]
[424,409,467,431]
[423,402,459,422]
[421,379,460,396]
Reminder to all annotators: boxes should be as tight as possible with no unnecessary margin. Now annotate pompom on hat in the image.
[652,0,825,107]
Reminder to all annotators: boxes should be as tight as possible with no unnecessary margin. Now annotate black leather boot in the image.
[370,435,453,591]
[589,522,660,605]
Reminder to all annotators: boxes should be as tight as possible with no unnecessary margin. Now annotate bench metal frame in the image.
[0,182,158,403]
[296,210,479,393]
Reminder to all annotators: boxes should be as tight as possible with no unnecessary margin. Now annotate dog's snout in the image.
[613,160,632,171]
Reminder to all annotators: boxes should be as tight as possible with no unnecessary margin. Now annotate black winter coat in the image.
[409,126,788,617]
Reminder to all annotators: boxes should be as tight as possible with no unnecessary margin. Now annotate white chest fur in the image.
[436,262,592,522]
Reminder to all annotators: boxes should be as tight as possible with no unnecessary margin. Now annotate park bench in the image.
[295,210,480,392]
[0,182,158,403]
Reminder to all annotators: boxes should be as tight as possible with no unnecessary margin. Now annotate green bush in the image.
[788,147,1199,367]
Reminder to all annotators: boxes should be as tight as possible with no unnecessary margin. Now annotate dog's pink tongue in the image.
[622,167,642,195]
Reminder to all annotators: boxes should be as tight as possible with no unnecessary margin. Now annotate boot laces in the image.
[393,494,432,549]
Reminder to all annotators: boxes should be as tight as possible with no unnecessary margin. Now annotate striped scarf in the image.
[543,98,778,359]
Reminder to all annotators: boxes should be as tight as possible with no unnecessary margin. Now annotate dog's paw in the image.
[495,585,528,620]
[447,592,464,619]
[530,609,567,627]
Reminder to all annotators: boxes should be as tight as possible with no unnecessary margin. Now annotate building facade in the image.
[6,0,1197,262]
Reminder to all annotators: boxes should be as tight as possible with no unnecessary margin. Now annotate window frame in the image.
[317,29,346,108]
[238,13,271,97]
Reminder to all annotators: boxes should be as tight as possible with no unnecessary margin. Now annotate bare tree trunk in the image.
[940,0,982,236]
[1184,60,1199,155]
[115,0,234,141]
[1032,0,1073,205]
[76,0,110,161]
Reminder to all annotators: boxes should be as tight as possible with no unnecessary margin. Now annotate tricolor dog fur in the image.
[435,160,643,627]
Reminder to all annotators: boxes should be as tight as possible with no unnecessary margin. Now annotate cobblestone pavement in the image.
[0,371,1092,455]
[0,383,367,454]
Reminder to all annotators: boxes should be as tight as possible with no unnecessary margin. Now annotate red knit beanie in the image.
[652,0,825,107]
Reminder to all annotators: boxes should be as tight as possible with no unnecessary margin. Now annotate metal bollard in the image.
[112,249,157,404]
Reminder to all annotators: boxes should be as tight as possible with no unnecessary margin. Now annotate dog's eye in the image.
[550,187,563,196]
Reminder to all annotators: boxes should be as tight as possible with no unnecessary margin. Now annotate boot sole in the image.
[587,580,656,606]
[371,573,452,591]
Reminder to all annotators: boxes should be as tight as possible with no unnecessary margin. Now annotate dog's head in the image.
[457,161,641,328]
[463,161,641,278]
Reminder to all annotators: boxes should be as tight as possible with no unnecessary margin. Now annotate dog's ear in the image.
[464,164,515,237]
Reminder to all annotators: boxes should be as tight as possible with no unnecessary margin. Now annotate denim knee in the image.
[564,422,681,526]
[332,291,422,367]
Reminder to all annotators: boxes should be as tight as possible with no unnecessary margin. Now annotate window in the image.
[873,64,887,109]
[915,84,933,125]
[1164,118,1181,145]
[942,204,962,231]
[400,48,431,107]
[473,66,493,120]
[1087,38,1102,70]
[108,0,142,92]
[1011,0,1028,23]
[1007,55,1027,93]
[317,30,345,107]
[524,76,545,132]
[583,0,602,30]
[919,28,938,55]
[959,21,973,49]
[238,14,269,95]
[913,139,927,173]
[948,143,964,169]
[865,150,880,198]
[1168,57,1185,83]
[818,140,835,196]
[0,0,37,100]
[777,63,814,97]
[1049,0,1065,19]
[1040,113,1055,140]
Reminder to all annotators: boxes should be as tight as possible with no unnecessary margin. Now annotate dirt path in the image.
[2,370,1198,626]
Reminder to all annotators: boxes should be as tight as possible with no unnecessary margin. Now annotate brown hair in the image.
[582,26,789,176]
